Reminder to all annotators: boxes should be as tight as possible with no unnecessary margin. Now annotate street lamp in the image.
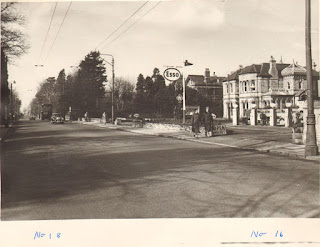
[182,59,193,124]
[100,54,115,124]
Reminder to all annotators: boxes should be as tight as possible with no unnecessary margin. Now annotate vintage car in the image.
[51,113,64,124]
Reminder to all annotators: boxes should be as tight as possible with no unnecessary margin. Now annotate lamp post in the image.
[100,54,115,124]
[182,60,193,124]
[305,0,318,156]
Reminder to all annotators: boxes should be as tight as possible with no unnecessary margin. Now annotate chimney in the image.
[204,68,210,83]
[268,56,278,79]
[239,65,243,71]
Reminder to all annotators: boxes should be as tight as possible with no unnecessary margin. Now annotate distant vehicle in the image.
[51,113,64,124]
[41,104,53,120]
[29,116,35,120]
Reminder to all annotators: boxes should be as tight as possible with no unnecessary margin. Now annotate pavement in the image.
[0,124,14,143]
[78,120,320,161]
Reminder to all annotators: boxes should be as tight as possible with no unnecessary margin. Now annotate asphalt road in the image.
[1,120,319,220]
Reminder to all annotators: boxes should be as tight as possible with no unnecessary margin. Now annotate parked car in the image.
[51,113,64,124]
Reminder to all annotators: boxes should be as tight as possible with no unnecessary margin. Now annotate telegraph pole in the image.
[112,57,115,124]
[305,0,318,156]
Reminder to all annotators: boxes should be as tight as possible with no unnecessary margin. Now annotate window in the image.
[287,82,291,90]
[251,80,255,91]
[226,83,229,94]
[230,83,233,93]
[298,80,302,89]
[244,81,247,92]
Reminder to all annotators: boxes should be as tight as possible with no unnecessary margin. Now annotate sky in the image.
[6,0,320,110]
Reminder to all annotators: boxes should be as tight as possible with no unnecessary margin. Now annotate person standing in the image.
[203,107,212,137]
[102,112,107,124]
[191,109,201,138]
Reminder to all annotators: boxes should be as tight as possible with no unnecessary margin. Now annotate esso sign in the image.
[163,68,181,81]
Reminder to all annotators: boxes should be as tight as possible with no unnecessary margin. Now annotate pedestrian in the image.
[203,107,212,137]
[191,109,200,138]
[102,112,107,124]
[84,112,88,122]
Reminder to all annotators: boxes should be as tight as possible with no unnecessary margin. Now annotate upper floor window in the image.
[230,83,233,93]
[298,80,303,89]
[244,81,247,92]
[250,80,255,91]
[226,83,229,94]
[287,82,291,90]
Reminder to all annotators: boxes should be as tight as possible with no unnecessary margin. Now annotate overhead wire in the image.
[37,2,58,64]
[95,1,149,50]
[45,1,73,61]
[101,1,161,50]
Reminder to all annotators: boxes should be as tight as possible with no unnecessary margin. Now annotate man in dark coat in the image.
[191,109,200,138]
[203,107,213,137]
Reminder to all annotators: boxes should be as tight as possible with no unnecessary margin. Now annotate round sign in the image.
[163,68,181,82]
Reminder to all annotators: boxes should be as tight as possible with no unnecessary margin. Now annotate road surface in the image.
[1,120,319,220]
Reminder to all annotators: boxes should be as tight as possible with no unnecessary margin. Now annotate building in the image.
[223,56,320,119]
[186,68,225,117]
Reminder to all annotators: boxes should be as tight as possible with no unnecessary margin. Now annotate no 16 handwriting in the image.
[34,231,61,240]
[251,230,284,238]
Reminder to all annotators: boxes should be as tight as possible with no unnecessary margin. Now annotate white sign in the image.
[163,68,181,81]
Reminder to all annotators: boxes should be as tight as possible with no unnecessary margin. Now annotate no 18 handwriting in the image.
[34,231,61,240]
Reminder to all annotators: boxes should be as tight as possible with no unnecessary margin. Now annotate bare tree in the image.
[114,77,135,114]
[1,2,29,59]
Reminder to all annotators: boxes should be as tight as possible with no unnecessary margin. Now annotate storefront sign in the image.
[163,68,181,81]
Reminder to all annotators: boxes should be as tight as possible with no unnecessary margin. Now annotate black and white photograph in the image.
[1,0,320,244]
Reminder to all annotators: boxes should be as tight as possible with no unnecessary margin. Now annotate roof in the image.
[281,63,307,76]
[294,90,306,97]
[262,91,294,96]
[186,75,225,86]
[225,69,241,81]
[238,63,290,78]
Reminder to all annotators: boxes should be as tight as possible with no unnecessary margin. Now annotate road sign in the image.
[163,68,181,82]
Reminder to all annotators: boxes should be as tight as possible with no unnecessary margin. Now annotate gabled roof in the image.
[186,75,225,86]
[238,63,290,78]
[187,75,204,84]
[239,64,262,75]
[225,69,241,81]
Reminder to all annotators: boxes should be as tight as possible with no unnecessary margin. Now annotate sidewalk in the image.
[80,121,319,161]
[0,124,14,143]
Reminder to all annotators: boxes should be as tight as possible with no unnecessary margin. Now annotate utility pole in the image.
[305,0,318,156]
[112,57,115,124]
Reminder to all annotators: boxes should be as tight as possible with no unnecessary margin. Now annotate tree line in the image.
[30,50,216,121]
[1,3,28,126]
